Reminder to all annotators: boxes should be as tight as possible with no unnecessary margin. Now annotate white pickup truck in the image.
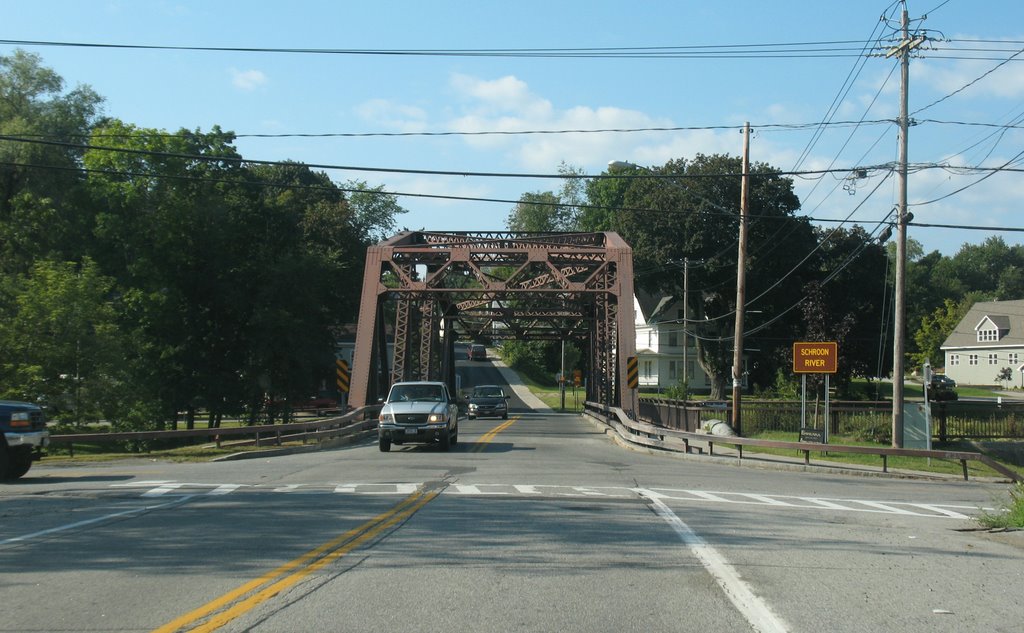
[377,381,459,452]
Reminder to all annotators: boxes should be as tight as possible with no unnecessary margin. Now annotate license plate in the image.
[404,428,418,435]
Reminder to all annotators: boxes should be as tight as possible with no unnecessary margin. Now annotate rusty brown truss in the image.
[348,231,637,409]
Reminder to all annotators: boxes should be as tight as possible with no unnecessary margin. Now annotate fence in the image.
[638,397,1024,441]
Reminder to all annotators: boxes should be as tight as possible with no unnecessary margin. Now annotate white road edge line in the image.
[637,489,790,633]
[0,495,196,546]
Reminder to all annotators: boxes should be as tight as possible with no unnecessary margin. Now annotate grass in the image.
[516,373,586,412]
[744,430,1022,479]
[977,483,1024,529]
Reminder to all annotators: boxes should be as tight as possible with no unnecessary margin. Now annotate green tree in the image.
[84,121,254,427]
[506,191,569,232]
[800,226,892,394]
[341,179,407,243]
[0,258,125,423]
[596,154,812,398]
[0,50,103,272]
[912,296,976,369]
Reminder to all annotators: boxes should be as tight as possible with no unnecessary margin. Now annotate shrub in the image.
[977,483,1024,529]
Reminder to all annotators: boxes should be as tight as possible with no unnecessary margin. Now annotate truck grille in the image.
[395,413,429,424]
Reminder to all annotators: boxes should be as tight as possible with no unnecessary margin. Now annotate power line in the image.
[0,134,899,180]
[912,47,1024,115]
[0,38,889,59]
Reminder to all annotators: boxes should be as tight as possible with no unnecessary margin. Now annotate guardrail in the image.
[49,406,382,457]
[585,401,1022,483]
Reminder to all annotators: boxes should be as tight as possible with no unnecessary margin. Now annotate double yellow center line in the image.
[154,417,518,632]
[470,416,518,453]
[152,488,439,633]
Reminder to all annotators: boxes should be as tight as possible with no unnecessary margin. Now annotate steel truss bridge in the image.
[348,231,637,409]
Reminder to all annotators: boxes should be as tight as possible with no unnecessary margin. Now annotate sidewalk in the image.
[490,357,551,411]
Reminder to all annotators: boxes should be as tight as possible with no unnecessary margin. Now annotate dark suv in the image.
[467,344,487,361]
[929,375,958,401]
[1,400,49,479]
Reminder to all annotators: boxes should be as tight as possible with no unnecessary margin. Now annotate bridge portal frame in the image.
[348,231,636,410]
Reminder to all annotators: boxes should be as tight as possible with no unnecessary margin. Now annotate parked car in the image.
[1,400,49,480]
[467,385,509,419]
[377,381,459,452]
[467,344,487,361]
[929,374,958,401]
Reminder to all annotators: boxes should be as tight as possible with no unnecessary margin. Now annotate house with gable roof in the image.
[940,299,1024,387]
[633,289,743,392]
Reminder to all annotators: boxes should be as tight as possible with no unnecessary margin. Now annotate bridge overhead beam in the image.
[349,231,635,409]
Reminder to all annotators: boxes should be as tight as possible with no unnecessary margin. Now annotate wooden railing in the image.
[585,401,1022,483]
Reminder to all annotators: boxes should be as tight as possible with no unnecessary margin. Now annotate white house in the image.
[633,289,727,393]
[940,299,1024,387]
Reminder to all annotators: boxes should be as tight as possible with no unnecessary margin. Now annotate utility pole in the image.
[682,257,690,398]
[732,122,750,435]
[887,3,925,448]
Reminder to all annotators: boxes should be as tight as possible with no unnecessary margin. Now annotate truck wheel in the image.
[439,427,451,452]
[6,451,31,479]
[378,436,391,452]
[0,447,9,479]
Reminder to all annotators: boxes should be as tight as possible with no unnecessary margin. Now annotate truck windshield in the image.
[389,385,444,402]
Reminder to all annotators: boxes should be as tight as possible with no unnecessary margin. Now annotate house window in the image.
[978,328,999,342]
[989,353,999,365]
[668,331,678,347]
[669,361,678,379]
[949,354,959,366]
[1010,353,1020,365]
[969,354,978,366]
[643,361,652,378]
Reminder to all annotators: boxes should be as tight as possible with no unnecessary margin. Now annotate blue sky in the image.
[3,0,1023,256]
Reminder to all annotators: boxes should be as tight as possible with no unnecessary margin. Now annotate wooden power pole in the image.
[888,3,925,447]
[732,122,751,434]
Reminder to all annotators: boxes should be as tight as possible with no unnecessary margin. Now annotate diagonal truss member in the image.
[349,231,636,409]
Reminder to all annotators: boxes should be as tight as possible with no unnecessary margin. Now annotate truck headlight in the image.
[428,413,444,423]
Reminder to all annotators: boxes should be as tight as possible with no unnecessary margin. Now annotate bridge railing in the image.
[584,401,1022,483]
[49,406,383,457]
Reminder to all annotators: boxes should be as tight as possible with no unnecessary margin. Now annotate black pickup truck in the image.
[1,400,49,479]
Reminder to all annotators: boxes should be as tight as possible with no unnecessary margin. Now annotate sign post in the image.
[336,358,351,410]
[626,356,639,418]
[793,342,838,443]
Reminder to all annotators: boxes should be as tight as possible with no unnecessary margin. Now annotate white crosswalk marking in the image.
[852,500,921,515]
[142,483,185,497]
[208,484,241,496]
[910,504,971,519]
[737,493,792,506]
[803,498,853,510]
[109,481,980,519]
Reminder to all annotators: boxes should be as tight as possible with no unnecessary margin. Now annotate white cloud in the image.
[354,99,428,133]
[915,48,1024,102]
[230,68,268,91]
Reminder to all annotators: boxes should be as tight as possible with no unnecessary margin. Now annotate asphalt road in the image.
[2,360,1021,632]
